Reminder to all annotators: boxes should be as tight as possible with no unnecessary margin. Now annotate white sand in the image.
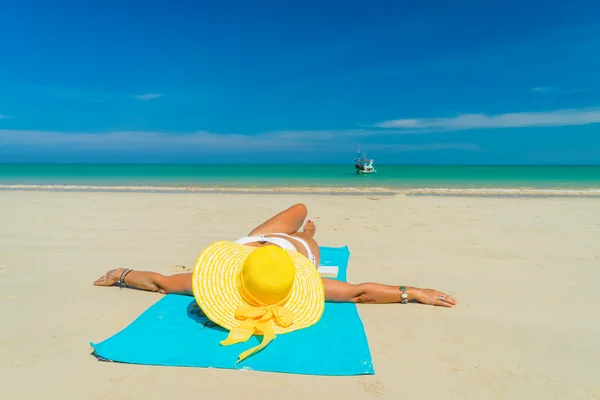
[1,191,599,399]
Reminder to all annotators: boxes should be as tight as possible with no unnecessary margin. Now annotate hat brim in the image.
[192,241,325,334]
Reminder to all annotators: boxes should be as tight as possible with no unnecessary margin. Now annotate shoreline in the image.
[2,183,600,197]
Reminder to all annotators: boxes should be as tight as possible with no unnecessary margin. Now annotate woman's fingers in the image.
[415,289,458,307]
[435,291,457,307]
[442,293,457,306]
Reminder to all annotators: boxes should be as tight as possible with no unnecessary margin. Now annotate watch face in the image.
[401,293,408,299]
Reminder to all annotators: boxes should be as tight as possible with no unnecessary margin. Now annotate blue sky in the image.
[1,0,600,164]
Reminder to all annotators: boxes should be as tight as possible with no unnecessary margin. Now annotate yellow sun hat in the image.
[192,240,325,362]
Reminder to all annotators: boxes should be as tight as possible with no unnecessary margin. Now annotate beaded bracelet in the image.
[400,285,408,304]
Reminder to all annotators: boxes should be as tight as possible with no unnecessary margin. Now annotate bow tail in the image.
[220,319,256,346]
[235,321,276,363]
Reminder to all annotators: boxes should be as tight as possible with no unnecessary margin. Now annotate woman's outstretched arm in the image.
[94,269,457,307]
[93,268,193,295]
[322,278,457,307]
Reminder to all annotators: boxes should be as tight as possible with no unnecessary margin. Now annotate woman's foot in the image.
[93,268,124,286]
[303,220,316,237]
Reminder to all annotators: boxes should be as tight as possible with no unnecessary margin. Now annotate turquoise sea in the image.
[0,164,599,190]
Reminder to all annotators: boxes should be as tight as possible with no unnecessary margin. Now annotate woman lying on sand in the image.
[94,203,457,307]
[94,203,457,361]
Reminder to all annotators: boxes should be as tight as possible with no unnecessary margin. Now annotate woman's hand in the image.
[412,288,457,307]
[321,279,458,307]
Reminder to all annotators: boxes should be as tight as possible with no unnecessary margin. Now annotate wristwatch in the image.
[400,285,408,304]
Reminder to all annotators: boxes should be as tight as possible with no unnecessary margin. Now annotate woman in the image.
[94,203,457,308]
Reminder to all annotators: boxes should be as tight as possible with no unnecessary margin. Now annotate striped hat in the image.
[192,240,324,362]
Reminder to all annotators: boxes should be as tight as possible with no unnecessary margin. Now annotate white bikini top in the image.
[235,233,317,265]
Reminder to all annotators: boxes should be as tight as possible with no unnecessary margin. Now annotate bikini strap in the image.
[272,233,317,265]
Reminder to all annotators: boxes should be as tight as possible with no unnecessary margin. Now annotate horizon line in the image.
[1,162,599,167]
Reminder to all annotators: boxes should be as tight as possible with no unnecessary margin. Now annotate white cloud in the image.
[0,130,272,151]
[0,114,11,119]
[375,108,600,131]
[0,129,478,153]
[532,86,590,94]
[133,93,163,101]
[532,86,553,93]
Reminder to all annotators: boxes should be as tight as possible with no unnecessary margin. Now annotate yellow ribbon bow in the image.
[220,304,295,362]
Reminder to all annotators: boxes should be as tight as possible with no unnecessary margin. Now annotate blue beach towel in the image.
[90,246,374,376]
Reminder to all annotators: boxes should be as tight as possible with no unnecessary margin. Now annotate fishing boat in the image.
[354,147,376,175]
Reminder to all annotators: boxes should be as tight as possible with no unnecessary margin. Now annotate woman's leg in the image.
[93,204,313,293]
[248,203,321,265]
[248,203,308,236]
[290,222,321,266]
[93,268,193,295]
